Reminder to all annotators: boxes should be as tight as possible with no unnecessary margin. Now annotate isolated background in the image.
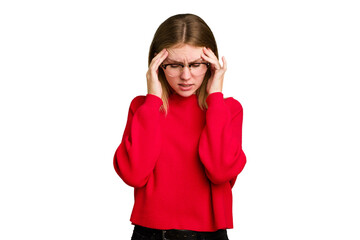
[1,0,359,239]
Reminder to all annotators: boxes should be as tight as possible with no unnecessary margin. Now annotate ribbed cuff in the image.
[206,92,224,107]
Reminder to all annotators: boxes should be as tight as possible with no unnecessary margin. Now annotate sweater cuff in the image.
[206,92,224,107]
[145,94,163,108]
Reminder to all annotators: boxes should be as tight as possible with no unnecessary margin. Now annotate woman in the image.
[114,13,246,240]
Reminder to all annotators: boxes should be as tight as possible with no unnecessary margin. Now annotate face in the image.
[162,44,207,97]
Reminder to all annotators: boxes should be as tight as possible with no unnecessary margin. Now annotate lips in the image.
[178,84,194,91]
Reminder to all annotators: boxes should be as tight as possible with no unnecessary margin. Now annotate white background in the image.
[1,0,359,239]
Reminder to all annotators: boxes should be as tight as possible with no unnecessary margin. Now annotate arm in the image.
[113,94,163,188]
[199,92,246,186]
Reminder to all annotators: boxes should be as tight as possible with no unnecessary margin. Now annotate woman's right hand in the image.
[146,48,168,99]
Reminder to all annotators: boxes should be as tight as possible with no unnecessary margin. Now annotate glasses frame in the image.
[161,62,210,75]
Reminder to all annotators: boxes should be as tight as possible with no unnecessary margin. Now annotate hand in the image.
[201,47,227,95]
[146,48,168,98]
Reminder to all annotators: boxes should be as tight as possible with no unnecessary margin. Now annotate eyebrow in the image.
[165,58,204,64]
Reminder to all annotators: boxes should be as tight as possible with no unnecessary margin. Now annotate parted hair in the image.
[148,13,218,115]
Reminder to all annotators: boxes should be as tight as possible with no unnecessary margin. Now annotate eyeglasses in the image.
[161,62,210,77]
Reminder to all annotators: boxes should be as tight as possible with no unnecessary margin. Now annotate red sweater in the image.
[113,92,246,231]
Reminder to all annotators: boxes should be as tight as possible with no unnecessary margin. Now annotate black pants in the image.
[131,225,229,240]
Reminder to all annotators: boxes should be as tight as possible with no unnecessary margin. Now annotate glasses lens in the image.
[191,63,208,76]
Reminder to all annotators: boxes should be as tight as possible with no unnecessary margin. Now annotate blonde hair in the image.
[148,14,219,115]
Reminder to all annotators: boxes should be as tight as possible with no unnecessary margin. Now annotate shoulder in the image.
[129,95,146,113]
[224,96,243,116]
[128,94,163,115]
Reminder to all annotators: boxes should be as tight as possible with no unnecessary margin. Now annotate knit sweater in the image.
[113,92,246,232]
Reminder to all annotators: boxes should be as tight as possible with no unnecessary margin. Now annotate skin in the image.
[146,44,227,98]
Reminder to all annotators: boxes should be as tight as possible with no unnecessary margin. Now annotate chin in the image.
[175,90,196,97]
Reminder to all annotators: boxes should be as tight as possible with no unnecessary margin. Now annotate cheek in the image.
[164,74,178,85]
[194,75,205,85]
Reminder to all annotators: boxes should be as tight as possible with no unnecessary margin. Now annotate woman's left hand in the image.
[201,47,227,94]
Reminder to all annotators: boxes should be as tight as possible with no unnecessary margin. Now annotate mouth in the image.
[178,84,194,91]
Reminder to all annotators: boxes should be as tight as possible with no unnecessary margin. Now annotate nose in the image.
[180,66,191,80]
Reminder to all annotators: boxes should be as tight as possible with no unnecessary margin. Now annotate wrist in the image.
[147,90,162,99]
[208,88,222,95]
[208,91,222,94]
[206,92,224,106]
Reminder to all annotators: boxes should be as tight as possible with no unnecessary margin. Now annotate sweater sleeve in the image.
[199,92,246,185]
[113,94,163,188]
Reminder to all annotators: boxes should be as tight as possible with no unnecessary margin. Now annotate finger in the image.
[155,50,168,73]
[207,47,217,55]
[152,48,167,64]
[156,50,168,69]
[159,49,168,62]
[202,47,222,69]
[203,47,219,61]
[201,49,217,63]
[151,49,168,69]
[202,54,220,70]
[222,56,227,71]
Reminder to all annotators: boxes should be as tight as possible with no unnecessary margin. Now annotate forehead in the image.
[167,44,203,62]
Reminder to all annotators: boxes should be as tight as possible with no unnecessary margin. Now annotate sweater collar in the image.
[169,93,198,103]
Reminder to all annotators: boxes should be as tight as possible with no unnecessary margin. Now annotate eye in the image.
[189,63,201,68]
[168,64,183,69]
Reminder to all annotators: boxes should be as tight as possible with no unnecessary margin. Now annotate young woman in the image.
[114,13,246,240]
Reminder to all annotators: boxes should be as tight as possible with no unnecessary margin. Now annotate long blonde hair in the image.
[148,14,219,115]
